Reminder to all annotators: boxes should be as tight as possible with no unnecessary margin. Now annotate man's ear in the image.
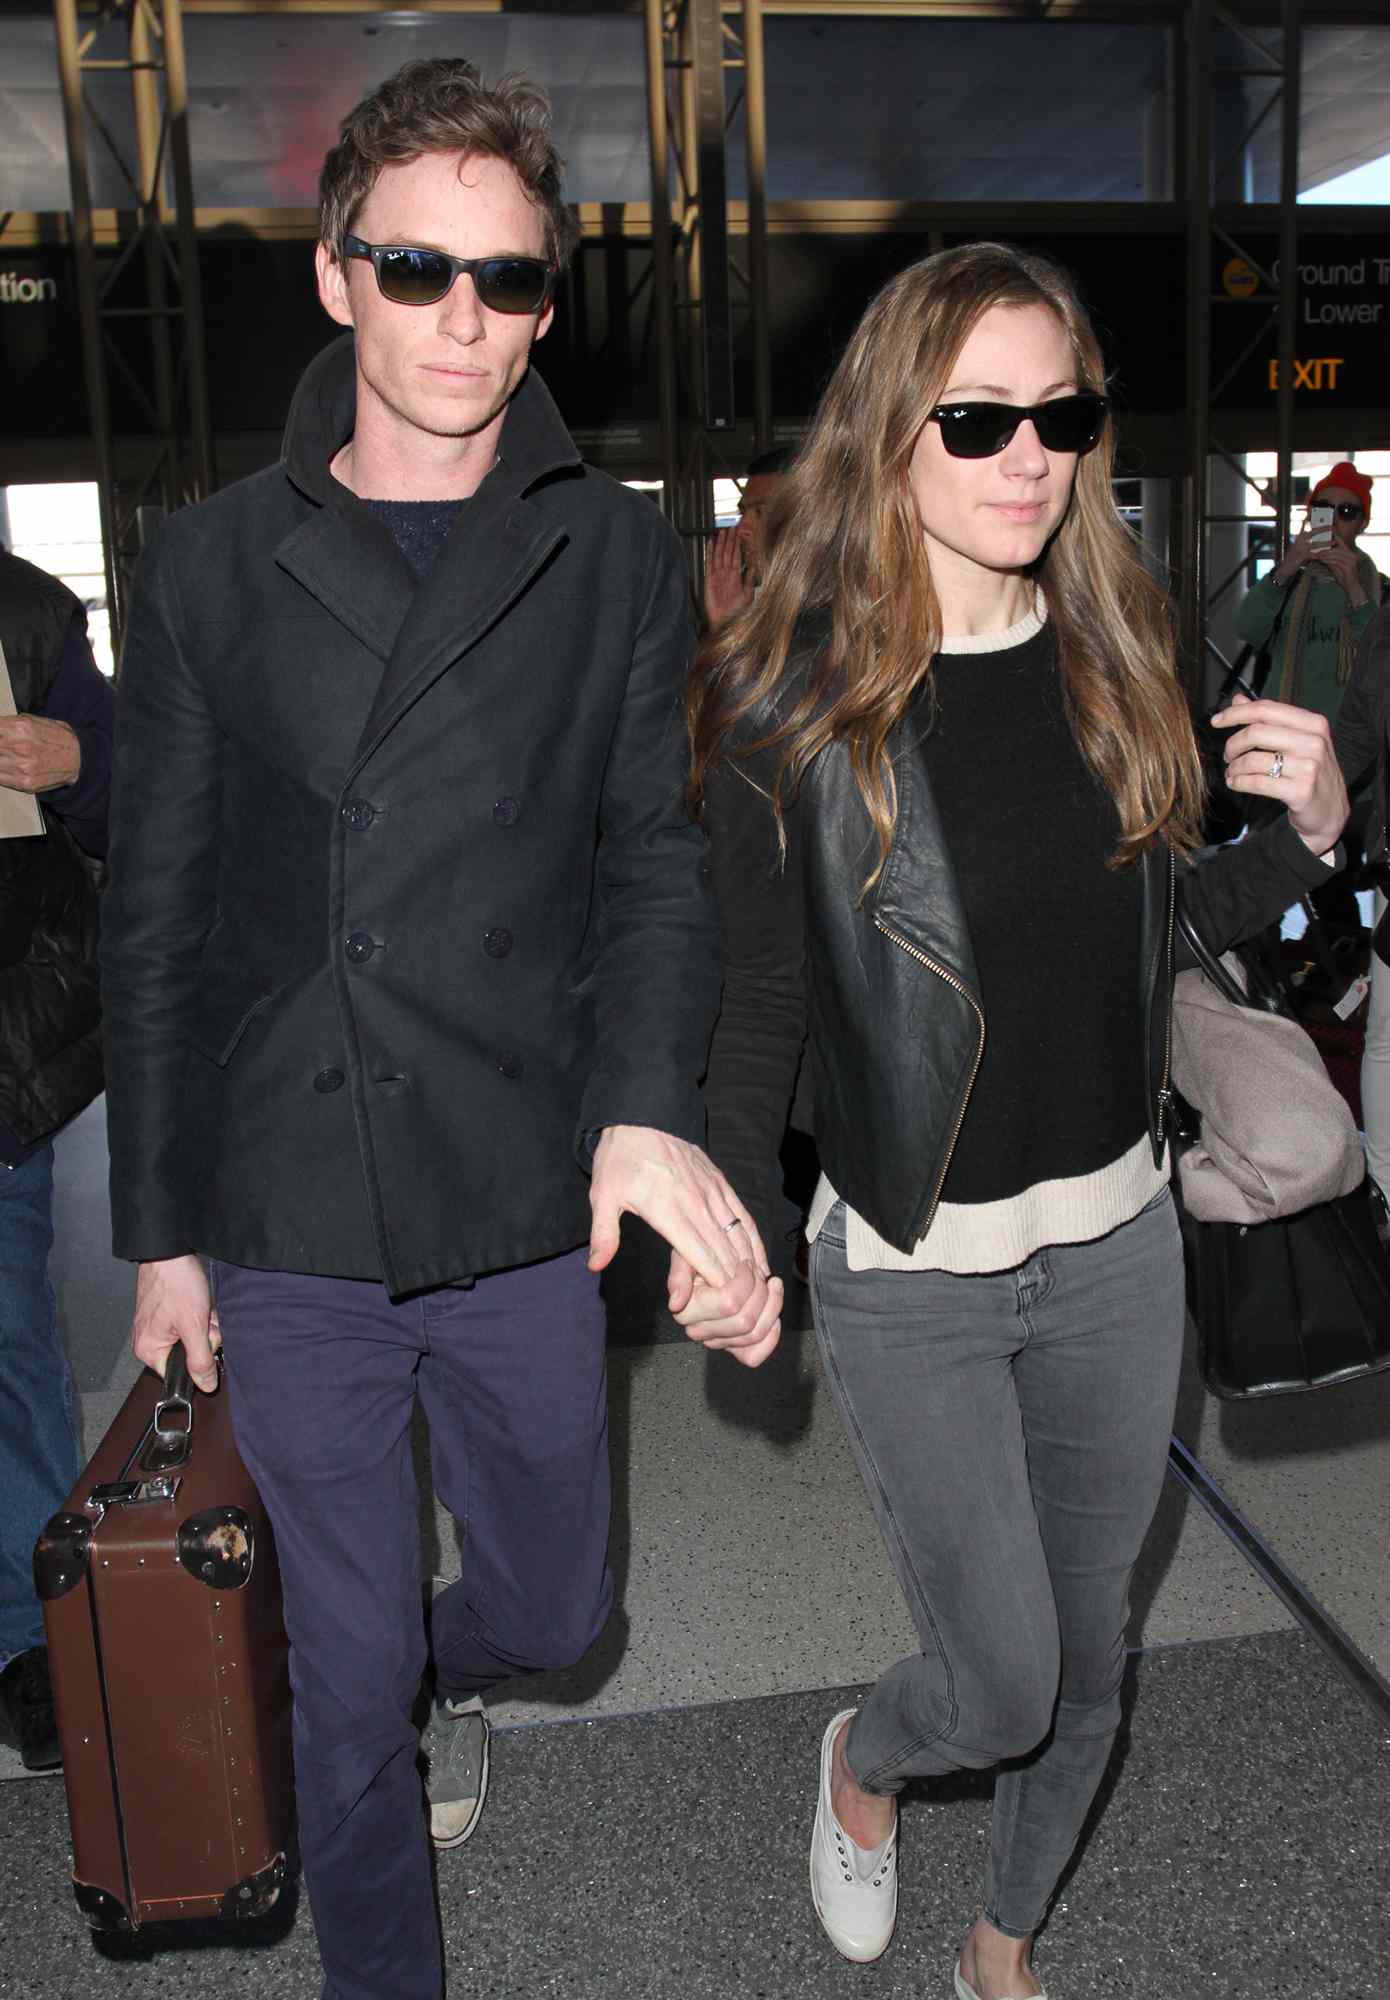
[532,296,555,346]
[315,241,355,330]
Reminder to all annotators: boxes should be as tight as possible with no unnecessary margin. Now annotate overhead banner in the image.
[1213,241,1390,408]
[3,226,1388,455]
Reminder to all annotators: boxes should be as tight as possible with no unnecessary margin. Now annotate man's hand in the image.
[132,1254,221,1391]
[702,527,754,632]
[1272,525,1314,587]
[1210,693,1350,858]
[667,1256,782,1368]
[0,714,81,793]
[1308,542,1370,609]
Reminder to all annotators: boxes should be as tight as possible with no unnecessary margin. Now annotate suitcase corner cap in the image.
[34,1513,94,1600]
[177,1507,255,1589]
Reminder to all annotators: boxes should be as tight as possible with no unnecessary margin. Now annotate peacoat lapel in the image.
[276,334,582,782]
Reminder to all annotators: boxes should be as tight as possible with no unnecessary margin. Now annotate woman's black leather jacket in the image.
[704,693,1340,1257]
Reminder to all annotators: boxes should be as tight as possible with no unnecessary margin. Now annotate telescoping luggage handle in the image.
[85,1342,200,1520]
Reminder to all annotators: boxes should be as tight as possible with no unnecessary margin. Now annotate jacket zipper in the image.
[872,916,985,1241]
[1154,847,1176,1140]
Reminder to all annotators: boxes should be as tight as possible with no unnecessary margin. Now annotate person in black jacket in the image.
[102,60,778,2000]
[1333,603,1390,1202]
[689,244,1347,2000]
[0,549,112,1772]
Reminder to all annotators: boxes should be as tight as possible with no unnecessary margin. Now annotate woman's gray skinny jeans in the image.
[810,1187,1184,1940]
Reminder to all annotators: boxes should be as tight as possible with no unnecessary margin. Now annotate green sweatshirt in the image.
[1234,570,1378,724]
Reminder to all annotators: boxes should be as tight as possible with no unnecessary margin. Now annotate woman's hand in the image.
[1209,692,1350,858]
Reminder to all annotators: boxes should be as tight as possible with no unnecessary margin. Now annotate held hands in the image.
[132,1254,222,1391]
[1209,693,1350,858]
[588,1125,782,1368]
[0,715,80,793]
[702,526,755,632]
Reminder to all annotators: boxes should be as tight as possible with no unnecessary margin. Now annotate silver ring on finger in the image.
[1269,752,1285,780]
[721,1216,741,1232]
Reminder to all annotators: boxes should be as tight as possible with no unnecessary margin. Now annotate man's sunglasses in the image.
[343,234,554,314]
[928,392,1109,460]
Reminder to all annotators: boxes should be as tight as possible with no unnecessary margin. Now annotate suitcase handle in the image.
[147,1341,195,1471]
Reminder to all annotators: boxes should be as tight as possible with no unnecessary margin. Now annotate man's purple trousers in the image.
[210,1247,613,2000]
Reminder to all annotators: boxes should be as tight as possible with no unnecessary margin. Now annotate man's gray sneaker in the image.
[421,1694,490,1849]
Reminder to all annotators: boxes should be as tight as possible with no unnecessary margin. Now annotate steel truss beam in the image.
[1181,0,1301,689]
[52,0,214,655]
[644,0,773,555]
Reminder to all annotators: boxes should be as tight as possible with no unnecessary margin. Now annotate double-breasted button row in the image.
[341,798,377,832]
[482,927,513,959]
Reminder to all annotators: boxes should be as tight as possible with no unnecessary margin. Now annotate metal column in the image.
[642,0,773,554]
[51,0,214,655]
[1182,0,1303,694]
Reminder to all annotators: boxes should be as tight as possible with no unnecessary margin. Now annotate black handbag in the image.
[1173,908,1390,1399]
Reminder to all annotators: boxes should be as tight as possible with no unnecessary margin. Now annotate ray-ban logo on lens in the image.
[1,273,58,305]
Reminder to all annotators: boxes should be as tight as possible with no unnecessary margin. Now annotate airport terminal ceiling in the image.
[2,2,1390,488]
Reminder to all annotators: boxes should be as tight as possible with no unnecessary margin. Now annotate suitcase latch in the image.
[85,1475,183,1521]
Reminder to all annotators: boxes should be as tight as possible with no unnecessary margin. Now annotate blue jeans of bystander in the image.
[0,1143,82,1669]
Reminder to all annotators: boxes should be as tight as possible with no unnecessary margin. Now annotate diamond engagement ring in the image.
[1269,752,1285,780]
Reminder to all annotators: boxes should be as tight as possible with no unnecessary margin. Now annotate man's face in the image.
[1310,485,1367,550]
[315,150,553,451]
[737,474,784,579]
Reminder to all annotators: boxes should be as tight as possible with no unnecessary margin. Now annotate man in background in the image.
[0,548,111,1772]
[702,445,792,631]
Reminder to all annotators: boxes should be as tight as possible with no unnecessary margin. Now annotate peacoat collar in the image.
[272,334,586,777]
[278,330,583,511]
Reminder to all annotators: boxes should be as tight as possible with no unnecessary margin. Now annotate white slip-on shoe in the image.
[954,1957,1049,2000]
[422,1694,490,1850]
[808,1708,897,1962]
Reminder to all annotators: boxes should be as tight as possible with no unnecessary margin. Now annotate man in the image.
[0,548,111,1772]
[102,59,779,2000]
[1236,462,1379,724]
[702,445,792,630]
[1235,462,1380,954]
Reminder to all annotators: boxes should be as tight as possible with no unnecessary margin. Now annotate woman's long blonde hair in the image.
[688,242,1205,889]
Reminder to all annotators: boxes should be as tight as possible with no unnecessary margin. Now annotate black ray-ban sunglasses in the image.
[343,234,555,314]
[928,392,1109,460]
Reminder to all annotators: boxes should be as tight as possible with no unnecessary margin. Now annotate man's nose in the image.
[438,272,486,340]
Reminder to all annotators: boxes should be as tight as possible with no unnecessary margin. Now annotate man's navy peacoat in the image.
[102,336,718,1294]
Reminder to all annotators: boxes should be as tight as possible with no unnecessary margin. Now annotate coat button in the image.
[313,1068,345,1094]
[482,927,513,959]
[341,799,376,831]
[492,797,520,827]
[345,931,377,964]
[497,1051,522,1079]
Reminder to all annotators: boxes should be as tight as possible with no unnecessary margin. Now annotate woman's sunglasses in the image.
[928,392,1109,460]
[1320,501,1365,522]
[343,234,554,315]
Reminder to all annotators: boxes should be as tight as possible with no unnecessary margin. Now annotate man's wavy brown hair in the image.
[688,242,1205,890]
[319,58,580,270]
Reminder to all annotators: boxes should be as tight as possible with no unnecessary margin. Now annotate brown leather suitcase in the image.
[34,1343,293,1933]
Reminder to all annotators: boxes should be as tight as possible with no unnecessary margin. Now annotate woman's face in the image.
[908,301,1086,586]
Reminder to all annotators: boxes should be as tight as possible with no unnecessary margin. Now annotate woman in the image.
[685,244,1347,1999]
